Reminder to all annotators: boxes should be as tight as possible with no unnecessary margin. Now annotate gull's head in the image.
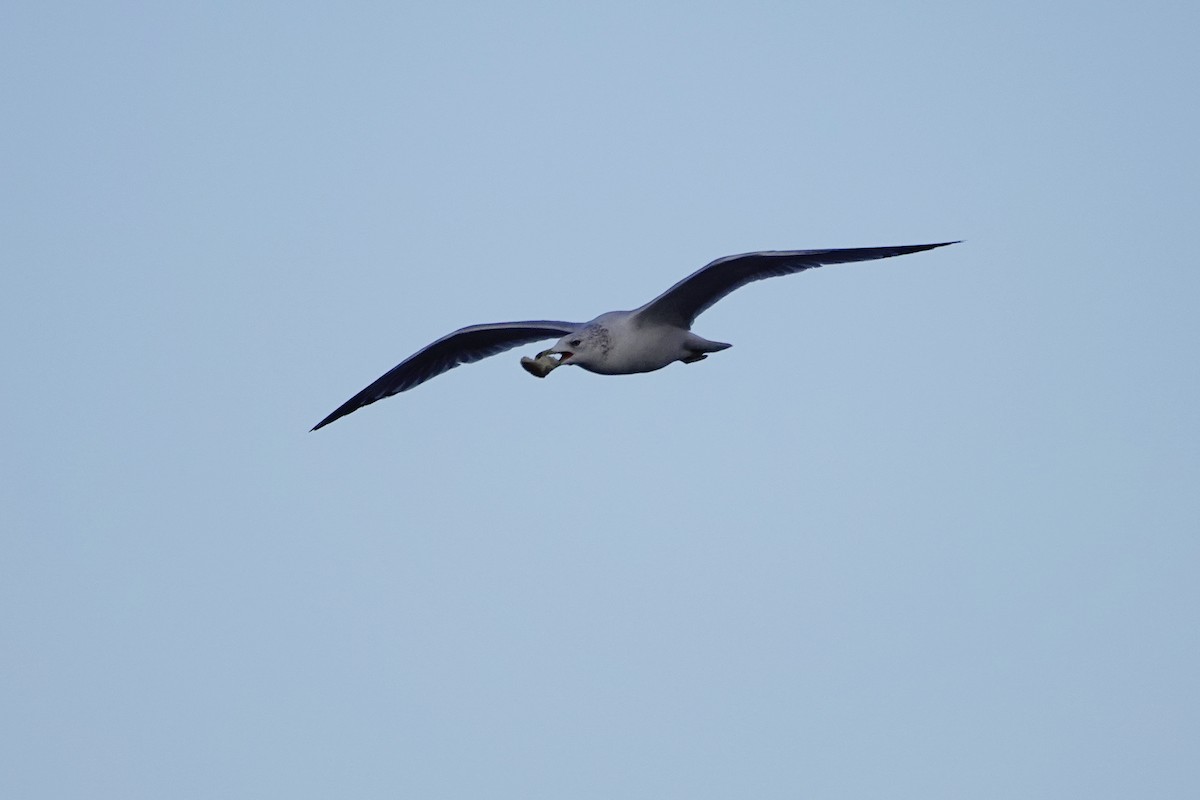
[551,324,612,368]
[550,334,581,362]
[520,324,608,378]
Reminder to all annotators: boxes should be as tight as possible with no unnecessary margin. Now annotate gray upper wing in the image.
[634,242,959,328]
[311,320,582,430]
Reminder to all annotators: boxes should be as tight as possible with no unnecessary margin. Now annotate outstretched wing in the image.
[635,242,959,328]
[311,320,582,430]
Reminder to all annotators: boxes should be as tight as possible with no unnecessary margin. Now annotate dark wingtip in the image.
[898,240,960,257]
[309,402,355,432]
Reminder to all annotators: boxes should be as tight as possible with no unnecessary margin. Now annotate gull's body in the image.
[312,241,957,430]
[552,310,732,376]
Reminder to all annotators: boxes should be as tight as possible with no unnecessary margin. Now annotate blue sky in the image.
[2,2,1198,798]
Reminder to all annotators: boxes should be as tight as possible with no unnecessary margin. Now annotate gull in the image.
[311,241,957,430]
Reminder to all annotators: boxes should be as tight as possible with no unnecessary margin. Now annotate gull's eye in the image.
[569,339,582,347]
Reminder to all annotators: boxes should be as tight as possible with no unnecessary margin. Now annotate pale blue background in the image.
[2,2,1198,798]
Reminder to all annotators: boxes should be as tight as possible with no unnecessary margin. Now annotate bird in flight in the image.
[311,241,958,430]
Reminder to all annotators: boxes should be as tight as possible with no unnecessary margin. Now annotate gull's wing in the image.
[311,320,582,430]
[635,242,959,327]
